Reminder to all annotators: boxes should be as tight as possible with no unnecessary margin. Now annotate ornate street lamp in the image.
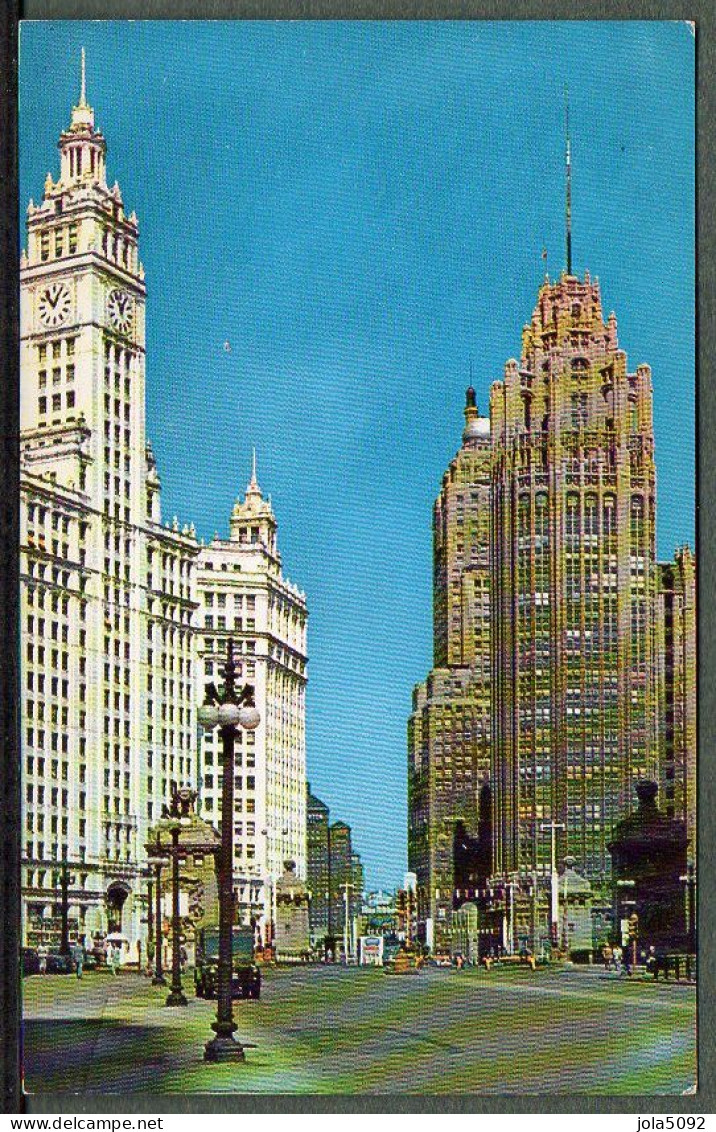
[53,859,77,955]
[165,824,188,1007]
[145,854,166,985]
[198,639,260,1062]
[679,864,697,955]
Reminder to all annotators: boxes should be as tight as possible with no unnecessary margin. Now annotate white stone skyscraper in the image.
[20,57,200,945]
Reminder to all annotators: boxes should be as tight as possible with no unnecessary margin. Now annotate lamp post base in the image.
[204,1035,246,1062]
[165,989,188,1007]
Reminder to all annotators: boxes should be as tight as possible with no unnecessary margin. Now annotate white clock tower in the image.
[20,55,199,950]
[20,48,146,507]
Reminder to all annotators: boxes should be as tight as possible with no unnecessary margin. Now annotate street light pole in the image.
[54,859,76,955]
[341,882,355,963]
[198,639,260,1063]
[507,875,517,955]
[149,856,166,986]
[164,824,187,1007]
[530,869,538,955]
[143,865,154,978]
[540,821,565,948]
[679,864,696,953]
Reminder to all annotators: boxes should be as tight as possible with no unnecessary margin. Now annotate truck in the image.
[194,925,261,1000]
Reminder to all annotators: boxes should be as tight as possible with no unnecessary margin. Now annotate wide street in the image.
[22,964,696,1096]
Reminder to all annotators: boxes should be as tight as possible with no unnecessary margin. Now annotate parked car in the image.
[194,926,261,1000]
[46,952,74,974]
[21,947,40,976]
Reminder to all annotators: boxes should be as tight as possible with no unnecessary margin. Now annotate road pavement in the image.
[22,963,696,1096]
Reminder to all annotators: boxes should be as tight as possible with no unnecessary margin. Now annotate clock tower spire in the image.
[55,47,108,190]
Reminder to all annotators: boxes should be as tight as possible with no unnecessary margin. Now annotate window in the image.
[38,397,47,416]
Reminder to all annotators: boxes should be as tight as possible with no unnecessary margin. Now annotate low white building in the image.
[195,460,308,939]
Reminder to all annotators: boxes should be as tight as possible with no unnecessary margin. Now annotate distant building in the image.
[408,390,492,948]
[657,548,696,863]
[351,852,365,906]
[306,785,331,943]
[329,820,354,934]
[305,788,365,948]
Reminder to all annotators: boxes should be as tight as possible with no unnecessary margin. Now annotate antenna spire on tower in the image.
[565,84,572,275]
[80,47,87,106]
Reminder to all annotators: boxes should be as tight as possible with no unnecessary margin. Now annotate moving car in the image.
[46,952,74,974]
[194,925,261,1000]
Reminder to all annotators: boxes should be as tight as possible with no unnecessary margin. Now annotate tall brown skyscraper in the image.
[408,391,492,946]
[491,271,660,892]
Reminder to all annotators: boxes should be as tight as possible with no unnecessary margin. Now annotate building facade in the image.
[20,64,308,950]
[408,390,492,946]
[195,466,308,938]
[657,547,696,862]
[20,71,200,946]
[491,270,660,895]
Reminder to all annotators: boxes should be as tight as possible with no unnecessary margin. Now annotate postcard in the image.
[17,19,696,1099]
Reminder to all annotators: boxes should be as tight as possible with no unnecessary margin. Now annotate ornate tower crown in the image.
[462,385,490,446]
[229,451,279,558]
[55,48,108,193]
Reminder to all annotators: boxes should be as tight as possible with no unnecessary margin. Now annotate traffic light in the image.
[627,913,639,941]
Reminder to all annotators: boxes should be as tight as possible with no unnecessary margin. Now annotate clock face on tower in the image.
[107,289,133,336]
[37,282,72,329]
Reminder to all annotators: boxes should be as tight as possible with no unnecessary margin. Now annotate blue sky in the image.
[20,21,695,890]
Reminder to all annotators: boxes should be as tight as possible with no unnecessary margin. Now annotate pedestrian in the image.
[107,943,118,976]
[612,944,623,974]
[71,941,84,979]
[602,943,613,970]
[38,943,48,976]
[646,945,657,978]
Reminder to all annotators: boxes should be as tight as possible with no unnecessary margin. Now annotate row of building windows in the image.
[39,224,79,262]
[103,421,132,447]
[204,614,255,630]
[37,391,76,415]
[203,591,255,608]
[100,228,134,270]
[38,363,75,389]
